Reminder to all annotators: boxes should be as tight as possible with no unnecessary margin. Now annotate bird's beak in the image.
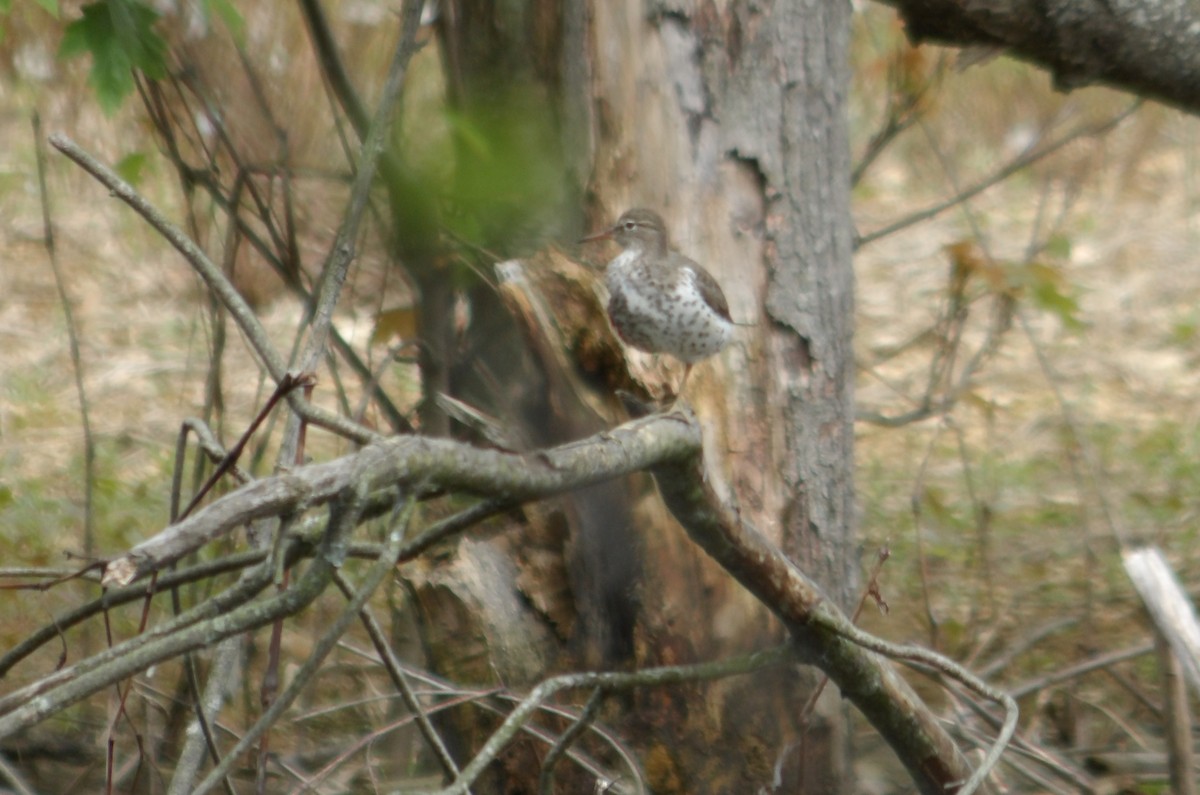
[577,226,614,245]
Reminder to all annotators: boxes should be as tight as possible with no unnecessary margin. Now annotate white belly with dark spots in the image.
[605,253,734,362]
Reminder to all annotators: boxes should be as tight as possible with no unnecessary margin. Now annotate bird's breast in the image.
[604,255,734,362]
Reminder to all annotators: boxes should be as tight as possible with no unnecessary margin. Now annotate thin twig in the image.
[948,703,1087,795]
[46,133,376,445]
[796,547,893,727]
[850,22,946,188]
[1008,641,1155,700]
[281,0,425,467]
[911,420,947,650]
[1102,664,1163,718]
[538,687,607,795]
[33,113,96,558]
[190,497,415,795]
[424,646,794,795]
[325,638,648,790]
[831,622,1019,795]
[0,495,493,682]
[140,65,413,435]
[165,634,240,795]
[977,617,1078,679]
[296,0,423,376]
[948,418,996,617]
[855,100,1141,248]
[282,692,486,793]
[298,0,369,135]
[167,423,242,795]
[183,373,314,520]
[332,570,463,783]
[857,286,1013,427]
[0,551,264,678]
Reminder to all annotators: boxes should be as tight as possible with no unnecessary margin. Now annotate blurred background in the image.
[0,1,1198,791]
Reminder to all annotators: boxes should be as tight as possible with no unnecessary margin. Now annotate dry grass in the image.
[0,4,415,710]
[850,10,1200,781]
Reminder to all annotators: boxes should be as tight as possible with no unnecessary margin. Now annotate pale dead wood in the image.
[1123,547,1200,696]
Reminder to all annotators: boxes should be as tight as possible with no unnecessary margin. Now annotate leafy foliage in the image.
[114,150,148,185]
[0,0,58,15]
[58,0,167,114]
[203,0,243,41]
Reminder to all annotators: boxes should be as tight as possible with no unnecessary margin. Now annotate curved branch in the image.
[101,415,700,587]
[189,496,412,795]
[651,449,1007,794]
[878,0,1200,113]
[429,646,794,795]
[0,549,325,737]
[46,134,375,445]
[7,409,1015,794]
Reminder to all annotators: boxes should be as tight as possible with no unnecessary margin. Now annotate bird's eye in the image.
[623,221,636,231]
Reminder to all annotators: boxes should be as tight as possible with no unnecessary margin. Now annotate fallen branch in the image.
[1,408,1015,794]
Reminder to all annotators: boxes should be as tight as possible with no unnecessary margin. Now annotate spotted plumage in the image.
[580,208,737,401]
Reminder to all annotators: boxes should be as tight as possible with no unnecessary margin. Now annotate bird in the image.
[579,208,738,405]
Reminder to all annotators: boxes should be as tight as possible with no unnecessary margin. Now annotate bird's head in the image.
[579,208,669,255]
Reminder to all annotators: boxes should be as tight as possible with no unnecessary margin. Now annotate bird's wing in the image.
[676,254,733,323]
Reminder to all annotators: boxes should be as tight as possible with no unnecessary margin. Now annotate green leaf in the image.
[1030,276,1084,330]
[1003,260,1085,331]
[58,0,167,114]
[115,151,148,185]
[1,0,60,14]
[203,0,243,42]
[919,485,952,523]
[1044,232,1072,260]
[1171,315,1198,345]
[108,0,168,80]
[443,110,494,161]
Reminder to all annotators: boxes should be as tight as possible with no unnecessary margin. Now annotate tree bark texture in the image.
[880,0,1200,114]
[586,0,857,602]
[415,1,859,792]
[582,3,857,790]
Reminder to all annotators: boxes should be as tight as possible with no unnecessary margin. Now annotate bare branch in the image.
[33,114,97,558]
[46,133,376,445]
[426,647,794,795]
[651,441,1004,794]
[855,103,1139,249]
[1008,642,1155,700]
[0,400,1019,793]
[878,0,1200,113]
[296,0,424,376]
[101,414,700,587]
[189,497,413,795]
[0,538,317,735]
[538,688,607,795]
[331,571,463,782]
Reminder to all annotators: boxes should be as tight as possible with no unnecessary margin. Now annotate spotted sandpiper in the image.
[579,208,737,404]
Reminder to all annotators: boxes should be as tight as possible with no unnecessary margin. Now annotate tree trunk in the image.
[413,1,857,792]
[581,1,857,789]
